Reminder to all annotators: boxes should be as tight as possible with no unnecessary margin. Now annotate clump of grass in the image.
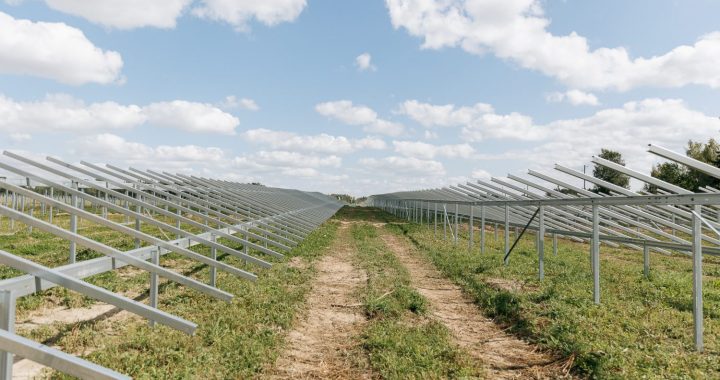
[351,224,427,318]
[364,319,475,379]
[349,221,480,379]
[385,213,720,379]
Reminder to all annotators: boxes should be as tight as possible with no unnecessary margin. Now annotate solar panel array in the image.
[0,151,342,379]
[368,144,720,353]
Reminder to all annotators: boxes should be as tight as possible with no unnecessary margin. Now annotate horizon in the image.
[1,1,719,197]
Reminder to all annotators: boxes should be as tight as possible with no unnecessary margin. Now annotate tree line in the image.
[590,138,720,194]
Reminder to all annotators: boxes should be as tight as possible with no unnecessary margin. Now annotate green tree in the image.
[592,149,630,194]
[685,138,720,190]
[331,194,355,204]
[645,162,691,193]
[646,138,720,192]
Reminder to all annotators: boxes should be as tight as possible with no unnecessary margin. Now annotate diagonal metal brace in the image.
[503,207,540,263]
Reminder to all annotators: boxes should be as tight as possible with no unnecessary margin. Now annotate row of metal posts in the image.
[0,155,335,377]
[379,199,705,352]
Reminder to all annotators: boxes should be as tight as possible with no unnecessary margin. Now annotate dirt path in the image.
[268,222,369,379]
[379,230,569,379]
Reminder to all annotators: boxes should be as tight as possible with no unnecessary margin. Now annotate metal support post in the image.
[538,206,545,281]
[210,234,217,287]
[643,243,650,278]
[426,201,430,228]
[692,205,704,352]
[48,187,53,224]
[69,181,78,263]
[480,205,485,254]
[0,290,15,380]
[135,194,142,249]
[592,204,600,304]
[10,193,15,230]
[419,201,422,224]
[504,206,510,264]
[148,249,159,327]
[443,204,447,240]
[176,206,181,238]
[454,204,459,244]
[468,206,474,251]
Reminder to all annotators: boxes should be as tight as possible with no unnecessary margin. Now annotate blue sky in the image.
[1,0,719,195]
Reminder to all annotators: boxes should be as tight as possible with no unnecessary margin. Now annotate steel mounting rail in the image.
[0,151,342,379]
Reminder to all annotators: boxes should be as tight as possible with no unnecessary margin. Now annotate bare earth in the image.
[13,303,140,379]
[268,222,369,379]
[379,230,569,379]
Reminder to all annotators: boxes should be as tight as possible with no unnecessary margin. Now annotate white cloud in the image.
[193,0,307,31]
[0,94,144,133]
[395,97,720,178]
[386,0,720,91]
[316,100,405,136]
[250,150,341,168]
[545,90,599,106]
[393,140,475,159]
[75,133,225,163]
[397,100,493,128]
[397,99,542,141]
[245,129,350,153]
[364,119,405,136]
[360,156,446,176]
[476,98,720,173]
[231,150,345,181]
[460,112,540,141]
[423,130,438,139]
[44,0,191,29]
[16,0,305,31]
[9,133,31,143]
[138,100,239,135]
[316,100,377,125]
[471,169,491,181]
[354,137,387,151]
[0,11,123,85]
[243,128,387,154]
[0,94,239,135]
[219,95,259,111]
[70,135,345,186]
[355,53,376,71]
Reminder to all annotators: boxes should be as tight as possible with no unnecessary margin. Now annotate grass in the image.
[343,206,481,379]
[10,203,719,378]
[0,205,270,313]
[0,203,339,379]
[71,220,337,378]
[383,208,720,379]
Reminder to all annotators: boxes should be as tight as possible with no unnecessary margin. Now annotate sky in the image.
[1,0,719,196]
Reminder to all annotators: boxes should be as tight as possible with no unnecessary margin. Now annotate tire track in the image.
[268,222,369,379]
[380,229,569,379]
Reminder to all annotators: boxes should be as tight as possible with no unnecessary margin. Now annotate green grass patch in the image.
[35,218,341,379]
[348,221,480,379]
